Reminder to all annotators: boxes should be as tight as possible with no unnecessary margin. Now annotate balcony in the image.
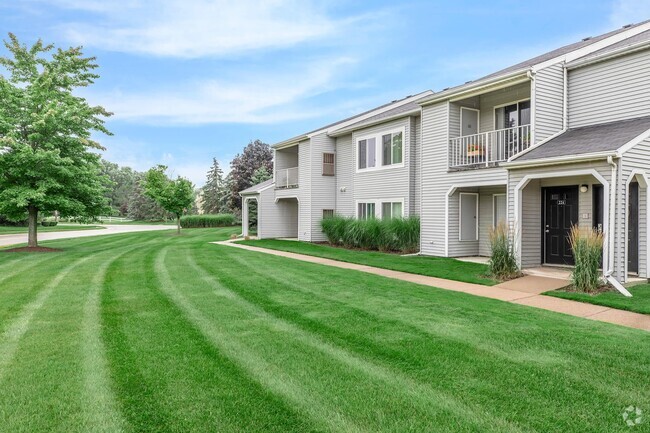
[449,125,531,169]
[275,167,299,189]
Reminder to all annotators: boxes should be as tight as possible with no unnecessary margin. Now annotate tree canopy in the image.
[201,158,225,214]
[227,139,272,212]
[0,33,112,247]
[143,165,194,234]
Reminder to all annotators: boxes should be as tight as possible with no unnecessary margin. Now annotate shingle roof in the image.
[333,94,431,133]
[514,116,650,162]
[239,178,274,195]
[568,29,650,64]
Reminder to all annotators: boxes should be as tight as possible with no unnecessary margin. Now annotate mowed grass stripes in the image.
[0,228,648,432]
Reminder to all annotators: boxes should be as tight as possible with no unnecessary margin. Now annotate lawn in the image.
[546,284,650,315]
[0,224,105,235]
[237,238,498,285]
[0,229,648,432]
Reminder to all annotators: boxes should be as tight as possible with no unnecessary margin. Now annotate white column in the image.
[242,198,249,237]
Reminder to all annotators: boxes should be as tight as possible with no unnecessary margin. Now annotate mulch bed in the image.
[2,246,63,253]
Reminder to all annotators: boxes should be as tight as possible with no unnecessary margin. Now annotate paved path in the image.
[216,240,650,332]
[0,224,174,247]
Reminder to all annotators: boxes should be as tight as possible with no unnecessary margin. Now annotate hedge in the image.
[321,215,420,253]
[180,214,237,228]
[41,221,59,227]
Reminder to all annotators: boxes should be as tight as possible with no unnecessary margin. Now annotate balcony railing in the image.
[275,167,299,189]
[449,124,531,169]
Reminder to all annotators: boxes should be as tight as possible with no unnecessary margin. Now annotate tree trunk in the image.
[176,215,181,235]
[27,205,38,248]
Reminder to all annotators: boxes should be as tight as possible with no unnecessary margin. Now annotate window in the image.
[493,194,506,227]
[357,202,376,220]
[495,100,531,129]
[323,209,334,219]
[357,138,376,170]
[381,201,403,219]
[322,153,335,176]
[459,193,478,241]
[357,128,404,171]
[381,131,403,166]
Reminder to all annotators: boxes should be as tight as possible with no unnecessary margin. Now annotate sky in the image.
[0,0,648,186]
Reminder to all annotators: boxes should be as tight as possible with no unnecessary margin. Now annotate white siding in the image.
[568,48,650,127]
[534,62,565,143]
[297,139,311,241]
[410,116,421,215]
[335,134,355,217]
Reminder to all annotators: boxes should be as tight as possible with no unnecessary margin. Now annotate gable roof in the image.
[239,178,274,195]
[511,116,650,164]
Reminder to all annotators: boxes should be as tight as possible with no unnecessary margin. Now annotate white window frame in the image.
[459,192,479,242]
[355,198,405,219]
[380,198,405,220]
[492,193,507,228]
[493,98,531,130]
[355,127,405,173]
[459,107,480,137]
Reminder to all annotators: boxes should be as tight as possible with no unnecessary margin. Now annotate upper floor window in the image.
[357,128,405,171]
[495,100,530,129]
[322,152,335,176]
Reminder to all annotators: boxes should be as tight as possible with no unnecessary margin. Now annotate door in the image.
[543,186,579,265]
[460,108,479,137]
[459,193,478,241]
[592,184,604,233]
[628,182,639,274]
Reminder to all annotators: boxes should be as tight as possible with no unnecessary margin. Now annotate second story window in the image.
[382,132,403,166]
[358,138,376,169]
[357,128,404,171]
[322,152,335,176]
[495,100,530,129]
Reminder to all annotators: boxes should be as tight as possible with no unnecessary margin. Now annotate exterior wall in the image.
[352,117,414,216]
[335,133,355,217]
[620,137,650,278]
[533,62,565,143]
[258,190,299,239]
[297,139,312,241]
[507,161,613,270]
[410,116,421,215]
[309,133,337,241]
[568,48,650,127]
[448,188,479,257]
[274,148,298,171]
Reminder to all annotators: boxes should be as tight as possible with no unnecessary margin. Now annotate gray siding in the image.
[257,190,298,239]
[352,117,413,215]
[335,134,355,217]
[620,137,650,278]
[568,48,650,127]
[274,148,298,171]
[534,63,565,143]
[478,186,507,256]
[297,139,311,241]
[410,116,421,215]
[309,133,336,241]
[479,82,531,133]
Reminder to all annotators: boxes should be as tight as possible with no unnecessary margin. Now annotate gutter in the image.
[605,156,633,297]
[501,151,617,169]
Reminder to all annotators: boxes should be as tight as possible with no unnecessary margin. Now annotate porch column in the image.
[242,198,249,237]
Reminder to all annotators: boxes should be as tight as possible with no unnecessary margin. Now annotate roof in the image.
[419,20,650,105]
[567,29,650,66]
[239,179,274,195]
[331,94,431,135]
[513,116,650,162]
[272,90,433,148]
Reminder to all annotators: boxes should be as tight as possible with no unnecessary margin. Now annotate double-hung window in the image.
[381,201,403,220]
[357,202,376,220]
[381,132,403,166]
[357,128,404,171]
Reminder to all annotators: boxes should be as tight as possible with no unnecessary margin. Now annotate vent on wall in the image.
[322,152,335,176]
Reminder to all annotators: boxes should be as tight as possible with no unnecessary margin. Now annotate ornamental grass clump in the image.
[569,225,604,292]
[321,215,350,246]
[488,222,519,280]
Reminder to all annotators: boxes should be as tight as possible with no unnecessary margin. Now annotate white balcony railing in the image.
[449,124,531,169]
[275,167,299,189]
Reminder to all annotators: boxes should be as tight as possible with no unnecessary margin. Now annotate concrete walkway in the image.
[0,224,174,247]
[215,240,650,332]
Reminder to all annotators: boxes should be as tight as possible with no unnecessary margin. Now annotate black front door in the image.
[544,186,579,265]
[628,182,639,274]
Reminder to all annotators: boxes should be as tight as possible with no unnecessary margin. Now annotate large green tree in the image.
[143,165,194,234]
[201,158,224,214]
[0,34,111,247]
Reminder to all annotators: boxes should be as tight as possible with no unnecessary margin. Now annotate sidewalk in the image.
[214,240,650,332]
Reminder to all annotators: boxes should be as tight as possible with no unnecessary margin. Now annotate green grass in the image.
[546,284,650,315]
[237,239,498,286]
[0,224,105,235]
[0,229,648,432]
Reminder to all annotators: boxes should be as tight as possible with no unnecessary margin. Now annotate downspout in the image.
[605,155,632,296]
[562,64,568,129]
[527,69,536,145]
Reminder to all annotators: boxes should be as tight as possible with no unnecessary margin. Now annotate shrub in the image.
[41,221,58,227]
[320,215,420,253]
[180,214,237,228]
[488,222,519,280]
[569,225,604,292]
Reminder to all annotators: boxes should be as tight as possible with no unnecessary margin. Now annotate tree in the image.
[201,158,224,214]
[0,34,112,247]
[100,159,139,216]
[127,174,170,221]
[247,166,272,227]
[143,165,194,234]
[228,139,272,211]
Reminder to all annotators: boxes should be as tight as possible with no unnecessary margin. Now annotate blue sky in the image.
[1,0,648,185]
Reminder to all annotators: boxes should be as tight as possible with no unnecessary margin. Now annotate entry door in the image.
[628,182,639,274]
[544,186,579,265]
[460,108,479,137]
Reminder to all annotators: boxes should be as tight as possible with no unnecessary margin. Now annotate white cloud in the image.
[48,0,351,58]
[609,0,650,27]
[86,57,356,125]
